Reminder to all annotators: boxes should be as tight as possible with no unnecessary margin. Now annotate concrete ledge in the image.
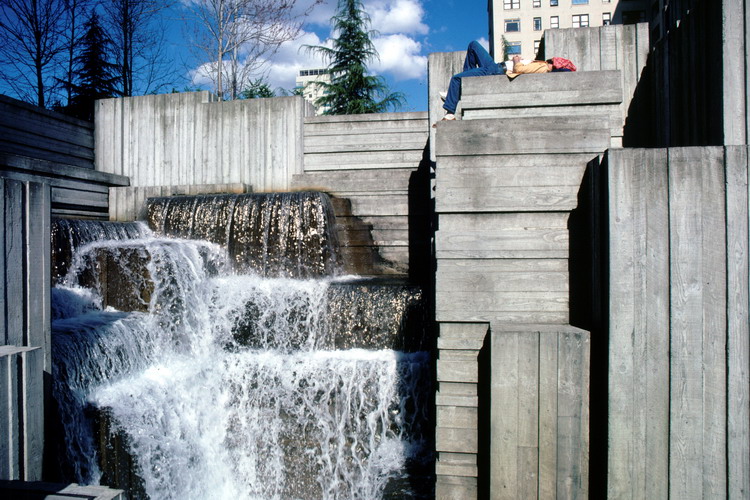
[461,70,623,108]
[435,116,611,156]
[435,212,570,259]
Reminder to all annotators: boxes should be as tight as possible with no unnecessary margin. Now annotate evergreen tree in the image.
[305,0,404,115]
[66,13,118,120]
[240,78,276,99]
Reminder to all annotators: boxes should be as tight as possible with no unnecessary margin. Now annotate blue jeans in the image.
[443,41,505,114]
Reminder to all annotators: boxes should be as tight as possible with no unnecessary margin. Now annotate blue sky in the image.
[185,0,493,112]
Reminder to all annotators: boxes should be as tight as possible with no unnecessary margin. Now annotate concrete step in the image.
[460,70,622,110]
[435,153,597,213]
[292,168,415,193]
[304,131,428,154]
[304,150,426,171]
[435,115,611,156]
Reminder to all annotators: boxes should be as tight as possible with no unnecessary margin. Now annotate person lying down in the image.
[506,54,577,79]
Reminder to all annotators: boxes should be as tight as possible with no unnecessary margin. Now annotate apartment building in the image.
[296,68,331,115]
[488,0,648,60]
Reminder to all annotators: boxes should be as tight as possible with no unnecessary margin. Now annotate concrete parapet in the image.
[96,92,308,192]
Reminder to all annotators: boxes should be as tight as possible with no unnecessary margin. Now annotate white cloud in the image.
[367,0,428,35]
[188,0,430,93]
[372,33,427,80]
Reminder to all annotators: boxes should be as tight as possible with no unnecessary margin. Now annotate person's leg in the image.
[443,66,486,114]
[465,40,497,70]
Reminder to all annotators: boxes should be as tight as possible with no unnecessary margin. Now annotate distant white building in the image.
[296,68,331,115]
[488,0,648,60]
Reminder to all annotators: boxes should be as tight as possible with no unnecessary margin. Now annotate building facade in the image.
[488,0,648,60]
[296,68,331,115]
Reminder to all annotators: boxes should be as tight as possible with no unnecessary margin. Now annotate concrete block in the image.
[436,452,478,478]
[436,427,478,454]
[435,475,477,500]
[435,212,570,259]
[437,406,478,430]
[461,70,623,108]
[435,116,611,157]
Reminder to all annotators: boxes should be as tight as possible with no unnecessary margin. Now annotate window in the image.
[602,12,611,25]
[533,17,542,31]
[572,0,588,4]
[534,40,541,54]
[506,42,521,55]
[504,0,520,9]
[572,14,589,27]
[550,0,558,6]
[533,0,541,6]
[550,16,559,28]
[505,18,521,32]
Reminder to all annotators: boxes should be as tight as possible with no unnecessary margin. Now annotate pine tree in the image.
[306,0,404,115]
[66,13,118,120]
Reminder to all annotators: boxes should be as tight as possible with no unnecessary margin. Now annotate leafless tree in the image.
[0,0,67,107]
[186,0,322,100]
[100,0,176,96]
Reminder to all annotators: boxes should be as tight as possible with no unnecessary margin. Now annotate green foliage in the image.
[240,78,276,99]
[62,13,119,120]
[305,0,404,115]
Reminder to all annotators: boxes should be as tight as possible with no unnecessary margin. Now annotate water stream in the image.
[50,192,432,499]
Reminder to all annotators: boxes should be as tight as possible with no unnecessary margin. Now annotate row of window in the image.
[505,12,610,32]
[505,0,611,8]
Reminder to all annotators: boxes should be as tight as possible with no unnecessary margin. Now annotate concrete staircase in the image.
[433,69,622,498]
[293,112,430,277]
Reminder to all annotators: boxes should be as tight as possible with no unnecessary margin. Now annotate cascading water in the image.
[50,192,432,499]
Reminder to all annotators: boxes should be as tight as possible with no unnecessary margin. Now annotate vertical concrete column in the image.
[1,178,50,481]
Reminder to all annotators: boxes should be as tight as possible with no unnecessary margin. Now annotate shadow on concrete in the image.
[569,155,609,498]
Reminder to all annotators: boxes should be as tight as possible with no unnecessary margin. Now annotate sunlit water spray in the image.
[50,193,431,499]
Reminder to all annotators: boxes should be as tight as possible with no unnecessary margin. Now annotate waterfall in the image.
[50,193,432,499]
[146,192,340,278]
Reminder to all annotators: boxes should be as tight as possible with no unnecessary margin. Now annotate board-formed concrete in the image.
[604,147,749,499]
[96,92,310,192]
[1,178,50,482]
[294,112,430,276]
[430,38,619,496]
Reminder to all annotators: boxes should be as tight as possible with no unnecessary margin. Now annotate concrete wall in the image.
[603,146,749,499]
[96,92,311,192]
[0,95,94,170]
[0,95,128,219]
[0,179,50,481]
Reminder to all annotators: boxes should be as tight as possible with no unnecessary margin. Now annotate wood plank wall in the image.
[0,179,50,481]
[604,147,749,499]
[96,92,309,192]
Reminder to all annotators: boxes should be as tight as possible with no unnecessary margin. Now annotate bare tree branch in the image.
[185,0,322,100]
[0,0,67,107]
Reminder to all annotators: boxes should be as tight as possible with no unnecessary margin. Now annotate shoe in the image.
[432,113,456,128]
[439,91,447,101]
